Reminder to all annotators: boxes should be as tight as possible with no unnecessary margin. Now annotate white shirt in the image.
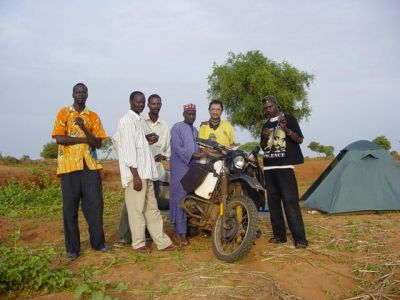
[116,110,159,188]
[144,115,171,178]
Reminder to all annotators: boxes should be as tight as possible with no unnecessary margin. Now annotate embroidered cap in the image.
[183,103,196,112]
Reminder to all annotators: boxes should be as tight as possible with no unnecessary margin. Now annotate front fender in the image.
[228,174,265,191]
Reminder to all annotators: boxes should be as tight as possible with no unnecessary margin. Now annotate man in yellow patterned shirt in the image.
[52,83,108,260]
[198,99,235,148]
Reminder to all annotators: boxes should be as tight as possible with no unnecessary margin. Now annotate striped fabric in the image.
[144,115,171,178]
[117,110,159,188]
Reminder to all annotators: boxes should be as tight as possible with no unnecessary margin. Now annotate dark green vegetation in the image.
[208,51,314,137]
[0,174,126,299]
[0,244,73,292]
[0,159,399,299]
[0,175,62,217]
[0,241,126,300]
[238,141,260,153]
[100,137,115,159]
[308,141,335,157]
[0,174,122,218]
[372,135,391,151]
[40,142,58,159]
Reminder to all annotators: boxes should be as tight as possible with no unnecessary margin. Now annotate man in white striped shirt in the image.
[116,91,177,253]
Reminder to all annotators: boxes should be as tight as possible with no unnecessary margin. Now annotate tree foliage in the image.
[372,135,391,151]
[308,141,335,157]
[208,51,314,138]
[238,141,260,153]
[40,142,58,159]
[390,150,399,160]
[100,137,114,159]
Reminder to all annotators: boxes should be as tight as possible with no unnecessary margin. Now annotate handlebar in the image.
[196,138,228,155]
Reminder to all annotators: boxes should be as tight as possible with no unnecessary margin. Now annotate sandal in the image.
[159,243,178,251]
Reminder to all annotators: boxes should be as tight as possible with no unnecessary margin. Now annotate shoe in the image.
[159,243,178,251]
[295,242,308,249]
[180,240,189,247]
[99,245,110,252]
[268,237,287,244]
[179,238,189,247]
[67,252,79,260]
[133,245,152,253]
[255,229,262,239]
[179,234,189,247]
[114,240,128,248]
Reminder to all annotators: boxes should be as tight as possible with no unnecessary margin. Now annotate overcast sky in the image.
[1,0,399,159]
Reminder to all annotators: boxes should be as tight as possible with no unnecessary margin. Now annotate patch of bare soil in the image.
[1,158,399,299]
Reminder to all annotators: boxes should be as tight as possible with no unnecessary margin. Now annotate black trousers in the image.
[264,168,307,245]
[61,168,105,253]
[118,180,168,243]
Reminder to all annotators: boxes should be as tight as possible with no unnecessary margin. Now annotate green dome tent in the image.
[302,140,400,214]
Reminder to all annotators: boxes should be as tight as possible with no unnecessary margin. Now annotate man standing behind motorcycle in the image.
[260,95,308,249]
[198,99,235,149]
[170,104,204,246]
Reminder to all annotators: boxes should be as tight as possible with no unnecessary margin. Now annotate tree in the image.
[308,141,335,157]
[322,145,335,157]
[238,141,260,153]
[372,135,391,151]
[20,155,31,162]
[100,136,114,159]
[208,51,314,138]
[390,150,399,161]
[308,141,320,154]
[40,142,58,159]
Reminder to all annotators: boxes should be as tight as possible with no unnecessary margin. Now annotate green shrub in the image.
[40,142,58,159]
[0,175,62,217]
[0,155,19,164]
[0,245,73,292]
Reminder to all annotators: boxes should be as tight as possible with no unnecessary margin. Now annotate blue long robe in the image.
[170,121,199,234]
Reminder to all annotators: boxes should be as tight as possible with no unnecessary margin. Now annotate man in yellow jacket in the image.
[198,99,235,148]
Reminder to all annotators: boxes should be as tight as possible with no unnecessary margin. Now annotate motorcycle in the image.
[179,138,266,262]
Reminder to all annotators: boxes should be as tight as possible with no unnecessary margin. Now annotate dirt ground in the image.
[1,158,399,299]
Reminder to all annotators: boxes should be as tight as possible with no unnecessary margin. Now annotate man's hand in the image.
[133,174,142,191]
[154,154,167,162]
[279,117,287,130]
[74,117,85,130]
[262,128,271,138]
[130,167,142,191]
[192,152,205,160]
[145,133,159,145]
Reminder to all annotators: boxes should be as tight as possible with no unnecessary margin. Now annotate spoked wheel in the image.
[211,195,258,262]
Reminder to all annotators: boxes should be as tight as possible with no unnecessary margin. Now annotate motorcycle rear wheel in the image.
[211,195,258,262]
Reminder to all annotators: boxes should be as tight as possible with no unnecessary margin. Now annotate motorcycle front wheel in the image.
[211,195,258,262]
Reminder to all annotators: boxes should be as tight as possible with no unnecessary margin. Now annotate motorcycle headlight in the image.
[233,155,246,169]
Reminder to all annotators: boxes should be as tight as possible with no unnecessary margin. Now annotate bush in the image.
[372,136,391,151]
[0,155,19,164]
[20,155,31,162]
[0,245,73,292]
[40,142,58,159]
[0,175,62,217]
[238,141,260,153]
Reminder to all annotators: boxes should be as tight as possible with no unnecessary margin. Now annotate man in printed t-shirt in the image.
[260,95,308,249]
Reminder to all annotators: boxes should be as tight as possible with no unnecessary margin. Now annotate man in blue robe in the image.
[170,103,203,246]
